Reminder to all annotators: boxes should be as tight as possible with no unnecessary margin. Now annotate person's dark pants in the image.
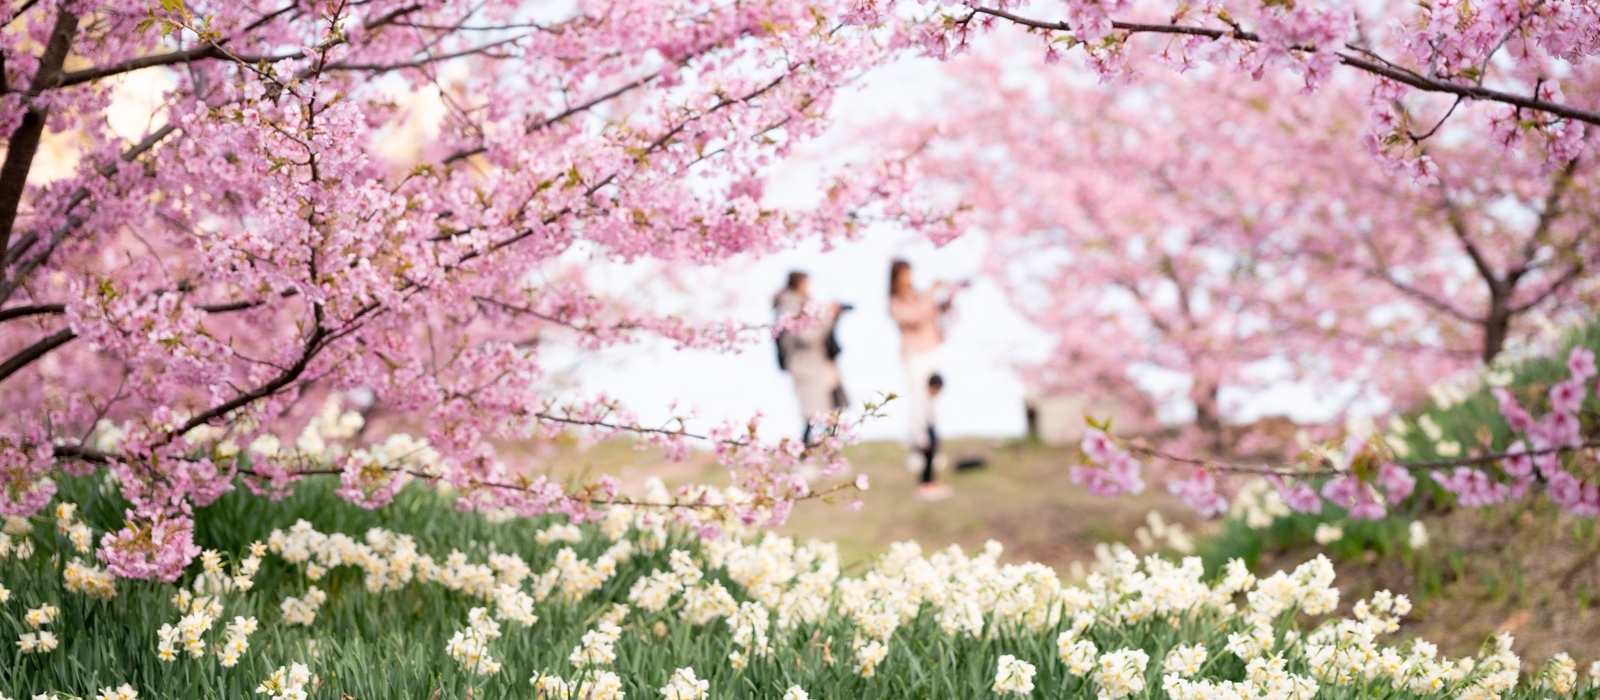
[920,426,939,485]
[802,384,847,447]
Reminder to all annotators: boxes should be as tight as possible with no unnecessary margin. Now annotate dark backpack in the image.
[776,323,839,371]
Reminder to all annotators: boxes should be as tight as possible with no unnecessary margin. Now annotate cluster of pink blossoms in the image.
[1434,347,1600,515]
[1387,343,1597,516]
[96,514,203,582]
[1072,429,1146,499]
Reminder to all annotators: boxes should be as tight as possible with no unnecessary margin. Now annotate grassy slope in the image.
[1196,323,1600,661]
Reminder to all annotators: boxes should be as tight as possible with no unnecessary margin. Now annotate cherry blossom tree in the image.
[915,67,1335,448]
[911,55,1599,441]
[0,0,956,580]
[863,0,1600,514]
[850,0,1600,448]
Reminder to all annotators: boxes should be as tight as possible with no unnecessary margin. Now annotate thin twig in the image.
[1129,438,1600,478]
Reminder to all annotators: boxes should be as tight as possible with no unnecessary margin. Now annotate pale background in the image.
[549,60,1355,444]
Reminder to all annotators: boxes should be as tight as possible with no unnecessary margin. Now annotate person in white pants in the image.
[888,259,961,501]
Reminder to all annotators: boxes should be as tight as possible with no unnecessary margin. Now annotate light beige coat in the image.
[775,290,842,420]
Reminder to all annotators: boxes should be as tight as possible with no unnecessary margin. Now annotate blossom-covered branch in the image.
[861,0,1600,174]
[1070,347,1600,519]
[960,5,1600,127]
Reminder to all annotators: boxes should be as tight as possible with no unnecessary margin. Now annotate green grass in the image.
[6,476,655,699]
[1,474,1085,699]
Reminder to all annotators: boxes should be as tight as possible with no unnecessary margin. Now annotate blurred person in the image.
[888,259,964,499]
[774,271,847,445]
[915,374,951,500]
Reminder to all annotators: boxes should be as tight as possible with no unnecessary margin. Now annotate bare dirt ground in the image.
[547,437,1201,570]
[772,439,1200,571]
[549,437,1600,663]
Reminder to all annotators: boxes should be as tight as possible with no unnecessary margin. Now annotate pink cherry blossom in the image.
[1375,463,1416,504]
[1550,379,1587,416]
[1569,347,1598,381]
[96,513,203,583]
[1495,389,1537,433]
[1081,429,1118,464]
[1070,448,1147,497]
[1167,469,1228,518]
[1321,475,1386,520]
[1430,468,1511,508]
[1267,475,1324,515]
[1548,471,1600,517]
[1501,440,1533,478]
[1543,411,1584,449]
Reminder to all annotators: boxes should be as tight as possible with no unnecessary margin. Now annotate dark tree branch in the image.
[5,0,41,30]
[1132,438,1600,478]
[0,9,78,270]
[1357,235,1482,325]
[443,73,658,165]
[1508,158,1580,285]
[0,290,294,385]
[0,327,72,383]
[1436,191,1499,294]
[1511,262,1588,314]
[0,302,62,322]
[169,320,329,440]
[55,44,224,88]
[1373,268,1485,325]
[323,35,523,72]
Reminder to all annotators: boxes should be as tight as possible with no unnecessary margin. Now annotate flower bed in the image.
[2,478,1594,699]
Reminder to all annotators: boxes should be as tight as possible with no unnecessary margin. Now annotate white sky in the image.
[556,226,1053,443]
